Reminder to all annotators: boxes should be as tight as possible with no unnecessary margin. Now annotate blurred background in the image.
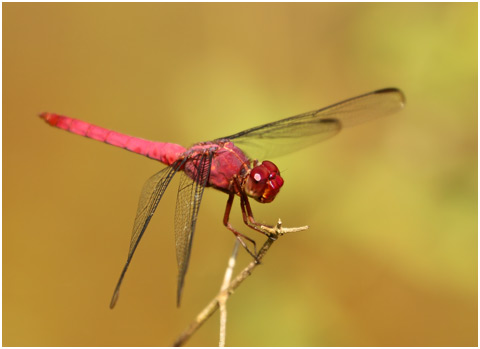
[3,3,477,346]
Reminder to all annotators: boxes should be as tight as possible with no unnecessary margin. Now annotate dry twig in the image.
[173,219,308,347]
[218,240,239,346]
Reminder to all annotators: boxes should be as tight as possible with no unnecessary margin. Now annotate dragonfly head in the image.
[245,161,284,203]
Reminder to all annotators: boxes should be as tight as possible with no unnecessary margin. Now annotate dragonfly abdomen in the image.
[39,113,186,165]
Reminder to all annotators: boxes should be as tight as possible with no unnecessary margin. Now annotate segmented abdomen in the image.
[40,113,186,166]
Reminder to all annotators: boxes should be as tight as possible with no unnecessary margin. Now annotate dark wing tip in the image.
[176,282,182,307]
[374,87,406,107]
[110,290,119,309]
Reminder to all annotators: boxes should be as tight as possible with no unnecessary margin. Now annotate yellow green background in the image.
[3,3,477,346]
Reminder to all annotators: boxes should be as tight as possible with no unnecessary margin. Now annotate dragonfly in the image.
[40,87,405,307]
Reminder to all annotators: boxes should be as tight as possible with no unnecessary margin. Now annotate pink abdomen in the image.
[40,113,186,166]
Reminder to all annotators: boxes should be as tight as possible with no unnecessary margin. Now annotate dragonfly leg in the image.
[239,194,276,239]
[223,193,258,259]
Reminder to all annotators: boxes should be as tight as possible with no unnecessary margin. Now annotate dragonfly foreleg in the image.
[239,193,276,239]
[223,193,259,259]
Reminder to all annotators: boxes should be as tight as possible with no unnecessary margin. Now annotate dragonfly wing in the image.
[174,152,213,306]
[110,160,185,308]
[220,88,405,159]
[228,119,341,161]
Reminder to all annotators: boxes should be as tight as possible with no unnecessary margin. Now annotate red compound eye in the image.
[245,161,284,203]
[261,160,279,174]
[250,166,269,184]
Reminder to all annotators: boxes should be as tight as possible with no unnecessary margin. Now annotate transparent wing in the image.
[174,152,213,306]
[218,88,405,159]
[110,160,185,308]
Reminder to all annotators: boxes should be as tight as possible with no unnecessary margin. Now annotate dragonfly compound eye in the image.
[245,161,284,203]
[250,166,269,184]
[260,160,279,174]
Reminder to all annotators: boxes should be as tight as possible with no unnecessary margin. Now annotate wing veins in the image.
[216,88,405,159]
[174,151,213,306]
[220,88,405,141]
[110,158,187,308]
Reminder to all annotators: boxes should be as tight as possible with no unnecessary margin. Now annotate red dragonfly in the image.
[40,88,405,307]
